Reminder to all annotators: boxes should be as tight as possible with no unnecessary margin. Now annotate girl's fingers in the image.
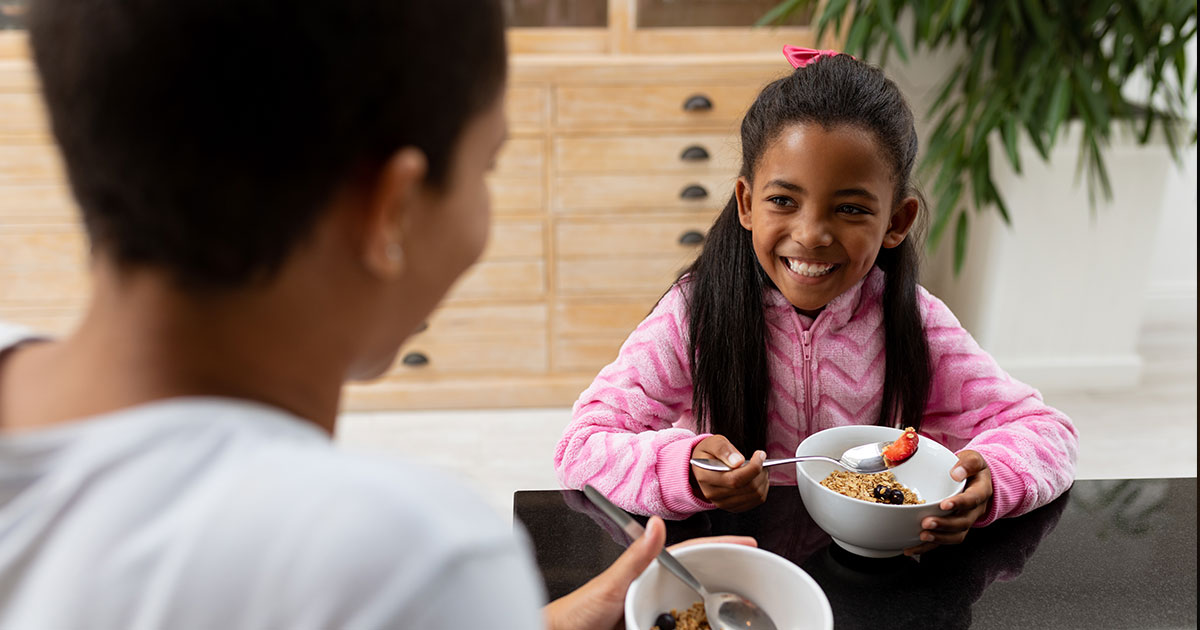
[950,449,988,481]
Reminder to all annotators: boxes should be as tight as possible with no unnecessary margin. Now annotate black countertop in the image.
[515,478,1197,629]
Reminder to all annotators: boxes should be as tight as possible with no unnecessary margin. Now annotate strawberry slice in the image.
[882,427,918,464]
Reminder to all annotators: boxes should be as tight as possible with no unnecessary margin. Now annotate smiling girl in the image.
[555,47,1078,555]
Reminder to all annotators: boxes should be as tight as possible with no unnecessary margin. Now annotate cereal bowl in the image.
[795,425,966,558]
[624,543,833,630]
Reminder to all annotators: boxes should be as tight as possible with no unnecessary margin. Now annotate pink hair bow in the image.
[783,45,849,68]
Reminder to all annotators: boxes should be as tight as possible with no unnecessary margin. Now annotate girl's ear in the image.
[882,196,919,249]
[362,147,428,279]
[736,176,754,230]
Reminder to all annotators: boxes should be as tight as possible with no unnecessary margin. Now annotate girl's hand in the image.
[904,449,993,556]
[689,435,768,512]
[543,516,757,630]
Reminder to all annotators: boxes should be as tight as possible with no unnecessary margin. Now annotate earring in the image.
[386,243,403,262]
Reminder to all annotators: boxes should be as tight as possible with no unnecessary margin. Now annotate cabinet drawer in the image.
[445,260,545,302]
[398,303,547,375]
[553,336,626,373]
[555,84,760,128]
[554,297,659,336]
[418,302,546,338]
[556,216,713,258]
[0,143,65,185]
[489,176,542,214]
[552,173,733,213]
[555,134,739,174]
[495,137,544,176]
[507,85,549,131]
[556,256,689,297]
[389,330,547,375]
[483,220,544,260]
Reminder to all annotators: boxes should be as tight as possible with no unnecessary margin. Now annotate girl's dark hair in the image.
[684,54,931,455]
[29,0,507,289]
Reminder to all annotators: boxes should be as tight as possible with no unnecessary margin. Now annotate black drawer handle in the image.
[683,94,713,111]
[679,184,708,200]
[678,230,705,246]
[401,352,429,367]
[679,145,710,161]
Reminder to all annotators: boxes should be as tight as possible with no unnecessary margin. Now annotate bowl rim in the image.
[625,542,834,626]
[795,426,967,507]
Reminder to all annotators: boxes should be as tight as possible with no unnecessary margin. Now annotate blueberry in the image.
[886,489,905,504]
[653,612,676,630]
[872,484,888,500]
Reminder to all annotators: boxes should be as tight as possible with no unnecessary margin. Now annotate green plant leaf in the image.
[812,0,851,44]
[913,0,932,41]
[928,178,964,252]
[951,0,970,29]
[1020,0,1056,41]
[954,211,969,275]
[844,11,872,57]
[876,0,910,62]
[991,176,1013,225]
[1001,116,1022,174]
[1046,73,1072,146]
[970,153,991,212]
[1022,119,1051,162]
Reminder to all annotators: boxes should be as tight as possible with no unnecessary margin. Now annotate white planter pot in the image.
[921,122,1175,389]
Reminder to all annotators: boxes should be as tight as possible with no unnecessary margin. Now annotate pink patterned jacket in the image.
[554,267,1078,523]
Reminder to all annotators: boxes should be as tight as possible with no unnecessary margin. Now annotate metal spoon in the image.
[690,439,912,475]
[581,485,777,630]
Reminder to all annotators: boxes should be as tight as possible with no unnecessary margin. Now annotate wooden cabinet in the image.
[0,2,827,409]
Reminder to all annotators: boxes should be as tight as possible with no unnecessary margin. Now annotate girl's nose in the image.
[792,215,833,248]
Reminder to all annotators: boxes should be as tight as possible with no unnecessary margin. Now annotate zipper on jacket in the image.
[800,330,814,422]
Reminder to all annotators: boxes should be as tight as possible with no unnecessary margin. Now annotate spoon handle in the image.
[690,455,844,471]
[762,455,844,468]
[581,485,707,597]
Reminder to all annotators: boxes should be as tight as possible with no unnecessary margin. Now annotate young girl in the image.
[555,47,1078,554]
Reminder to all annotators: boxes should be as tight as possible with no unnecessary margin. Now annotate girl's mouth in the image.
[783,257,837,278]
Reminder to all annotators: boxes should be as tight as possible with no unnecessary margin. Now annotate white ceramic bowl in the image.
[624,543,833,630]
[795,425,966,558]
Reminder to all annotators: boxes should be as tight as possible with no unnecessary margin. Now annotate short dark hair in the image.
[684,54,932,455]
[29,0,507,289]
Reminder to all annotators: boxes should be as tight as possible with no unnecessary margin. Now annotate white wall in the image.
[1142,36,1197,327]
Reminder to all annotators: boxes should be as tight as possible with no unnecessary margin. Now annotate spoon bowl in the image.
[582,485,777,630]
[691,439,911,475]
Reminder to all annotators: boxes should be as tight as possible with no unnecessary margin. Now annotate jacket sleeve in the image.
[916,288,1079,526]
[553,284,716,519]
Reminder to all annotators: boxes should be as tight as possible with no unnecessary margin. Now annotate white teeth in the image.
[786,258,834,277]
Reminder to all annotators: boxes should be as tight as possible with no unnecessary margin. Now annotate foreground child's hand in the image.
[543,516,756,630]
[904,449,993,556]
[690,435,768,512]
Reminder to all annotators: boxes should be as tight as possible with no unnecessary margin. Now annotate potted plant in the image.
[758,1,1196,389]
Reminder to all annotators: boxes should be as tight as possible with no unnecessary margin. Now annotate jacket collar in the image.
[762,266,885,331]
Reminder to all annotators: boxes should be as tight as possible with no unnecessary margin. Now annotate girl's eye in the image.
[837,204,870,216]
[767,196,795,207]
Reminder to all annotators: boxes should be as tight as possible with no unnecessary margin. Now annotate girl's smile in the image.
[737,123,917,317]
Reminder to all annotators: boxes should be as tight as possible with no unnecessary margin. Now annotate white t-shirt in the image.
[0,323,546,629]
